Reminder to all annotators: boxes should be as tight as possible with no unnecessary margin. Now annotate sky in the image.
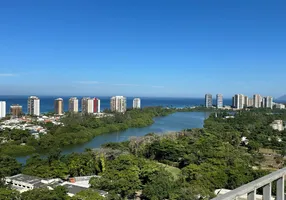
[0,0,285,98]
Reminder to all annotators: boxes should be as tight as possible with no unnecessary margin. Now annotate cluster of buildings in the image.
[0,115,63,140]
[5,174,107,197]
[205,93,285,110]
[0,96,142,119]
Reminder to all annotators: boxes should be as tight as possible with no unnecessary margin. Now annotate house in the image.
[270,120,284,131]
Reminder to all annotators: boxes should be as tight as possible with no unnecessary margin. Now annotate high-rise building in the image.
[28,96,40,116]
[233,94,245,109]
[81,97,94,114]
[93,98,101,113]
[69,97,79,113]
[0,101,6,119]
[205,94,212,108]
[232,96,236,108]
[10,104,22,117]
[253,94,262,108]
[54,98,64,115]
[244,96,249,108]
[133,98,141,109]
[110,96,127,113]
[248,98,254,107]
[216,94,223,108]
[264,96,273,109]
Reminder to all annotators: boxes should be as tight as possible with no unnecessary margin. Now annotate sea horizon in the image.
[0,96,233,114]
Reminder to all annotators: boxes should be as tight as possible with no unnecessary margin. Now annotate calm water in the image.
[0,96,232,113]
[16,112,209,164]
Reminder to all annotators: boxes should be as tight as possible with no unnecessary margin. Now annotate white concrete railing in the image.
[212,167,286,200]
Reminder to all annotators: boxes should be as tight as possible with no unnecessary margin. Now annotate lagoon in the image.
[16,112,209,163]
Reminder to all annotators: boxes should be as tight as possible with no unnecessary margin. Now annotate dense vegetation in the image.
[0,107,174,156]
[1,109,286,199]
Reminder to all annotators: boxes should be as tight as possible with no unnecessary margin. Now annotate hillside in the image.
[277,95,286,102]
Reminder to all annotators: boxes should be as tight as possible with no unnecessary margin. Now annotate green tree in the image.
[0,155,21,176]
[72,189,104,200]
[0,188,20,200]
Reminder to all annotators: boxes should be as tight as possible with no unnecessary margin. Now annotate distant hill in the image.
[277,95,286,102]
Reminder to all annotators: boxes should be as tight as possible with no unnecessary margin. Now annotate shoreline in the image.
[15,111,209,164]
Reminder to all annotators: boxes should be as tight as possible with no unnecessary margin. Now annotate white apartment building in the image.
[244,96,249,107]
[276,103,286,109]
[110,96,127,113]
[69,97,79,113]
[253,94,262,108]
[81,98,94,114]
[28,96,40,116]
[133,98,141,109]
[216,94,223,108]
[264,96,273,109]
[248,98,254,107]
[205,94,212,108]
[0,101,6,119]
[233,94,245,109]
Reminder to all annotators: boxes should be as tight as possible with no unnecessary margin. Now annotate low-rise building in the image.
[270,120,284,131]
[276,103,286,109]
[5,174,107,197]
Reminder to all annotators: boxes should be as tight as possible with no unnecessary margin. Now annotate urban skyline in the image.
[0,96,144,118]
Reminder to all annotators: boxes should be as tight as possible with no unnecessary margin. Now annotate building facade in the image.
[264,96,273,109]
[205,94,212,108]
[68,97,79,113]
[93,98,101,113]
[248,98,254,107]
[253,94,262,108]
[28,96,40,116]
[133,98,141,109]
[276,103,286,109]
[10,104,22,117]
[216,94,223,108]
[54,98,64,115]
[81,98,94,114]
[233,94,245,109]
[0,101,6,119]
[110,96,127,113]
[244,96,249,107]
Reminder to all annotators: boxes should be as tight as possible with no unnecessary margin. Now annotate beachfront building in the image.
[0,101,6,119]
[93,98,101,113]
[10,104,22,117]
[81,97,94,114]
[216,94,223,108]
[205,94,212,108]
[253,94,262,108]
[68,97,78,113]
[133,98,141,109]
[54,98,64,115]
[28,96,40,116]
[110,96,127,113]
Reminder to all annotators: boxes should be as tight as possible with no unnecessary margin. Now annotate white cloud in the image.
[0,73,17,77]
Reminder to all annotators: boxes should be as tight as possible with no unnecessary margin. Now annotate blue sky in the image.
[0,0,285,98]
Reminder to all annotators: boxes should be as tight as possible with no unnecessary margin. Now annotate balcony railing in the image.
[212,167,286,200]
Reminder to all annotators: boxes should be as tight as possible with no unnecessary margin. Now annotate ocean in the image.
[0,96,232,114]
